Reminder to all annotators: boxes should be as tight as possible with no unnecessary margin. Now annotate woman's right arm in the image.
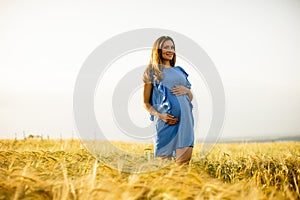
[143,83,179,125]
[143,83,161,118]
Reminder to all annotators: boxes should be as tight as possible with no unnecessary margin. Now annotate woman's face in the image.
[161,40,175,61]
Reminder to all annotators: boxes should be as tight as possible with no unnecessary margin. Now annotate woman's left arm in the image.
[171,85,193,101]
[186,89,193,101]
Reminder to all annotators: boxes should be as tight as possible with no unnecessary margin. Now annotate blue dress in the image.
[149,66,194,157]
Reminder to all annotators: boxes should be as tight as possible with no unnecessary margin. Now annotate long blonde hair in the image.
[142,36,176,83]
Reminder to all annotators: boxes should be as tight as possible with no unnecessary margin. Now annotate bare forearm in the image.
[143,103,161,118]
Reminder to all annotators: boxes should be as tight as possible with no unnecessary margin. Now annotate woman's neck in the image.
[163,60,172,68]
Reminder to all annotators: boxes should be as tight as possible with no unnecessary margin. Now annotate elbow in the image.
[188,91,193,101]
[143,102,150,110]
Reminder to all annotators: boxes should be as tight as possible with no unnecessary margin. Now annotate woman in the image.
[142,36,194,165]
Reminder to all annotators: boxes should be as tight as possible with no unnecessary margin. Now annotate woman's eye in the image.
[163,46,175,50]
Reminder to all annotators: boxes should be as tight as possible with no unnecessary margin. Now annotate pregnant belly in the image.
[168,94,192,118]
[167,94,182,118]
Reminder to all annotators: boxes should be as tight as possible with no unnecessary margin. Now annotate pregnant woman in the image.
[142,36,194,165]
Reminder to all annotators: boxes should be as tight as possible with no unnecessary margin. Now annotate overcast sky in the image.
[1,0,300,141]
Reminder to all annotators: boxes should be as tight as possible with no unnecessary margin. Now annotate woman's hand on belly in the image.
[158,113,179,125]
[171,85,189,96]
[171,85,193,101]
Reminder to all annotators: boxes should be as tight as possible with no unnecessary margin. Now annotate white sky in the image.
[0,0,300,140]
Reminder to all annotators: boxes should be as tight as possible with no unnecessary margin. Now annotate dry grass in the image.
[0,139,299,200]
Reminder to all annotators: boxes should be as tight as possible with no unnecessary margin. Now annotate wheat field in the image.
[0,139,299,200]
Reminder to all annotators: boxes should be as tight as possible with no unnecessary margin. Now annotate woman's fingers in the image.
[166,115,179,125]
[167,120,179,125]
[172,91,183,96]
[171,88,180,95]
[167,114,175,118]
[160,113,179,125]
[171,85,188,96]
